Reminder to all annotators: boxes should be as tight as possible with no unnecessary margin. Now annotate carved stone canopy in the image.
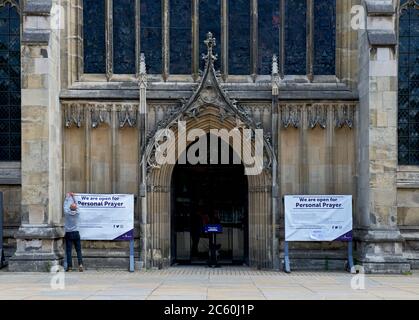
[143,32,275,172]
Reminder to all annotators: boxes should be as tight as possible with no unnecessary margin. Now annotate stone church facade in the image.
[0,0,418,273]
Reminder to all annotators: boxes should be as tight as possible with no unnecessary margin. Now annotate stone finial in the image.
[203,32,217,63]
[272,55,280,96]
[204,32,216,51]
[272,55,279,76]
[140,53,147,75]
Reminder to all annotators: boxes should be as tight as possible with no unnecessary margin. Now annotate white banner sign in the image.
[285,195,353,242]
[74,194,134,241]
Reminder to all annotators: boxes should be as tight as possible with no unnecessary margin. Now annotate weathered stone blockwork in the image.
[1,0,419,273]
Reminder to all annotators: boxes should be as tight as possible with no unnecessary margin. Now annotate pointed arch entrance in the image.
[171,135,249,265]
[141,33,277,269]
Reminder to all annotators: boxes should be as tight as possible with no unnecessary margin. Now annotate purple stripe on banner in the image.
[334,230,353,242]
[114,229,134,241]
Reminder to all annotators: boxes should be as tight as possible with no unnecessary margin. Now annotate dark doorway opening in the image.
[171,136,249,265]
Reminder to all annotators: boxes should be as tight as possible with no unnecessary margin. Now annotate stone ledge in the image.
[23,0,52,16]
[354,228,405,242]
[367,30,397,46]
[0,162,21,185]
[60,89,359,101]
[15,226,64,240]
[22,30,50,45]
[359,262,411,274]
[397,166,419,189]
[365,1,395,16]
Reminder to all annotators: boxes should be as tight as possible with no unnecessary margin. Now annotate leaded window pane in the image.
[399,5,419,165]
[170,0,192,74]
[284,0,306,75]
[200,0,221,70]
[228,0,251,75]
[258,0,280,75]
[0,2,20,161]
[140,0,162,74]
[313,0,336,75]
[83,0,106,74]
[113,0,136,74]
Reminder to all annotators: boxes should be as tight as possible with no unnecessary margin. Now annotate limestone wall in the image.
[63,102,140,267]
[62,100,357,270]
[0,185,21,260]
[397,167,419,269]
[278,102,357,269]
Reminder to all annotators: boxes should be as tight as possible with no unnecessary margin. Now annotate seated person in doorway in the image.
[64,192,84,272]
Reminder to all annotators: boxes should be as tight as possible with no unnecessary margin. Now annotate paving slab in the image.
[0,266,418,300]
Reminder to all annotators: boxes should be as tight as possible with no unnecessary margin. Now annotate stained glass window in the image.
[399,3,419,165]
[170,0,192,74]
[0,1,20,161]
[83,0,106,74]
[80,0,338,78]
[200,0,221,70]
[284,0,306,75]
[228,0,251,75]
[258,0,280,75]
[140,0,162,74]
[313,0,336,75]
[113,0,136,74]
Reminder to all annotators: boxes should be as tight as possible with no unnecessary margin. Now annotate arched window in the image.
[140,0,162,75]
[199,0,221,70]
[83,0,106,74]
[399,0,419,165]
[170,0,192,75]
[0,0,20,161]
[314,0,336,75]
[81,0,336,78]
[228,0,251,75]
[113,0,136,74]
[258,0,280,75]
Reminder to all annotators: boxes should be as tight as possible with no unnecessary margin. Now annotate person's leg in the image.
[65,233,73,270]
[74,231,83,269]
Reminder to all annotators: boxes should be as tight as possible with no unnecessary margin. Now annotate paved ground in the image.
[0,266,419,300]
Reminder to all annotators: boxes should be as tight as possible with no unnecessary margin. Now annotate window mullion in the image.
[106,0,114,80]
[307,0,314,81]
[251,0,258,80]
[163,0,169,80]
[192,0,199,80]
[135,0,140,77]
[222,0,228,79]
[280,0,285,78]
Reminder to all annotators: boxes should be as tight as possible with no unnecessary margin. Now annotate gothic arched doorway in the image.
[171,136,249,265]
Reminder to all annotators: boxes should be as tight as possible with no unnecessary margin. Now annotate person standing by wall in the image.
[64,193,84,272]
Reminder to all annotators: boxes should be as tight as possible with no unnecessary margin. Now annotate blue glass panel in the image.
[113,0,136,74]
[398,6,419,165]
[199,0,221,69]
[412,36,419,52]
[284,0,306,75]
[170,0,192,74]
[400,36,410,54]
[0,3,20,161]
[140,0,162,74]
[229,0,251,75]
[313,0,336,75]
[83,0,106,74]
[258,0,280,75]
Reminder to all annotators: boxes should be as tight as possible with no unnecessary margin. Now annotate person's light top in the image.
[64,195,79,232]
